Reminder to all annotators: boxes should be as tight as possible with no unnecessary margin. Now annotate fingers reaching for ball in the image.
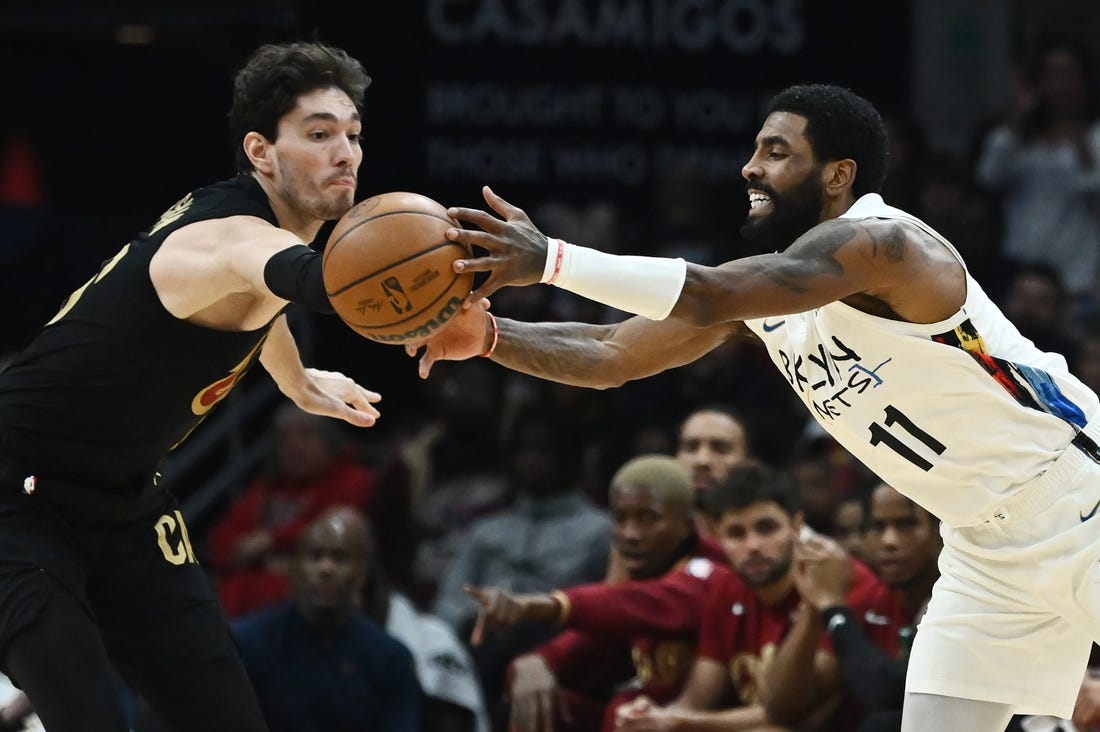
[405,298,493,379]
[445,188,550,305]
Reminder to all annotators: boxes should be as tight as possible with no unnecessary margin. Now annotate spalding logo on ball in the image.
[322,192,473,343]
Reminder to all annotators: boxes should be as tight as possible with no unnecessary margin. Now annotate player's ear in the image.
[822,158,856,197]
[243,132,274,174]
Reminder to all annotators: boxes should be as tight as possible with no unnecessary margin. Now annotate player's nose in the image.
[332,136,357,166]
[742,155,764,181]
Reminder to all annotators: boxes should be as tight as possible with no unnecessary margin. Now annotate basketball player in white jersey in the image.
[408,84,1100,732]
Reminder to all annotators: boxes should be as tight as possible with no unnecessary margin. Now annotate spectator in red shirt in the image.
[207,404,375,617]
[465,454,730,731]
[773,482,941,732]
[616,461,897,732]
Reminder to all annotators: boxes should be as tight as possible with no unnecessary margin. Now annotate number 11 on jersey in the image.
[868,405,946,471]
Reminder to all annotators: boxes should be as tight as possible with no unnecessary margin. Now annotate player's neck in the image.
[822,191,860,221]
[251,173,325,242]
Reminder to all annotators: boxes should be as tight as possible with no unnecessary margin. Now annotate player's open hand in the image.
[447,186,549,304]
[297,368,381,427]
[405,298,493,378]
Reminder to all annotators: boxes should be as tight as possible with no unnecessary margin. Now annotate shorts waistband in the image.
[975,421,1100,528]
[0,455,162,523]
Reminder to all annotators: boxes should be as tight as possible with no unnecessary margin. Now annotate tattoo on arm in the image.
[495,321,615,386]
[749,222,861,293]
[867,222,906,262]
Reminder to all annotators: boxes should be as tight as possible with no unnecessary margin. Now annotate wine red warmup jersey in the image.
[697,559,905,707]
[532,555,732,731]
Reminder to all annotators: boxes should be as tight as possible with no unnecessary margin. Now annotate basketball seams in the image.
[326,241,468,296]
[324,191,472,343]
[349,274,466,334]
[326,209,458,253]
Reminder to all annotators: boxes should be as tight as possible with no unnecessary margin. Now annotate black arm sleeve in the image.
[821,605,909,712]
[263,245,334,314]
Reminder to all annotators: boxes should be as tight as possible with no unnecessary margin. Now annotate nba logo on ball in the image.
[381,277,413,314]
[322,191,474,344]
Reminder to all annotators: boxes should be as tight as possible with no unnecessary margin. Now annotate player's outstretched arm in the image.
[152,216,316,323]
[260,315,381,427]
[449,186,964,327]
[672,218,959,327]
[409,303,744,384]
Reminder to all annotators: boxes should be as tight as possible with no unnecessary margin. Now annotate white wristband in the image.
[541,237,565,284]
[541,238,687,321]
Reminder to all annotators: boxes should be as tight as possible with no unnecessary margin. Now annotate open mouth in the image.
[748,190,773,216]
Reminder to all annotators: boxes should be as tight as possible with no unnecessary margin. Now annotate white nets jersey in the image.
[744,194,1100,527]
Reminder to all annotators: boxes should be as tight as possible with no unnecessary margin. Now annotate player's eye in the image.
[348,133,362,144]
[310,131,328,140]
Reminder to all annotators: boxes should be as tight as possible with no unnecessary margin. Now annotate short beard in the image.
[740,171,825,253]
[738,548,794,589]
[277,161,355,222]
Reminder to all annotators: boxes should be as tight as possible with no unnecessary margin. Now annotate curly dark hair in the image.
[767,84,888,198]
[699,460,797,520]
[229,41,372,173]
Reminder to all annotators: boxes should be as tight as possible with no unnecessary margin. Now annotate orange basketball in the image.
[323,192,472,344]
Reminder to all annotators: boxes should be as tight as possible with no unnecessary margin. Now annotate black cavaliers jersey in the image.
[0,176,282,489]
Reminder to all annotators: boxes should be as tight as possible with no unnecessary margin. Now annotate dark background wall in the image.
[0,1,912,218]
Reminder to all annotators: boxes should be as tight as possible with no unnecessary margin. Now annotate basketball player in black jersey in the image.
[0,42,379,731]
